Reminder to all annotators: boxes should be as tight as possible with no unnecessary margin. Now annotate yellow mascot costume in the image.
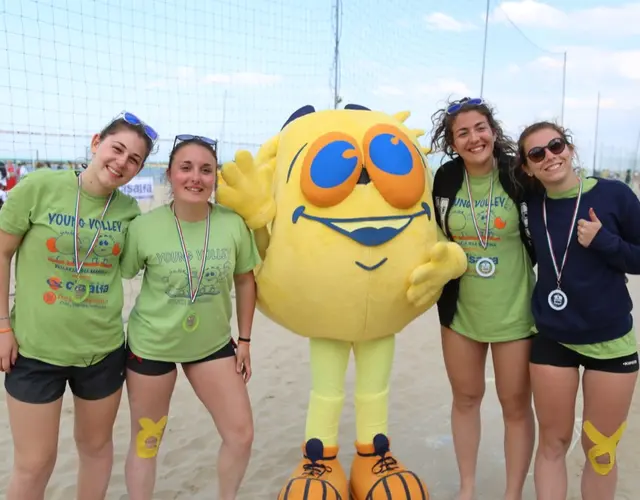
[217,104,467,500]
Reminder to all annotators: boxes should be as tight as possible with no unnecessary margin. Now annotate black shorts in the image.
[4,344,127,404]
[126,340,236,376]
[530,334,639,373]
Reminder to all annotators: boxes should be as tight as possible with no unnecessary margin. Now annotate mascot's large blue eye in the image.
[301,133,363,207]
[368,133,413,176]
[310,140,359,189]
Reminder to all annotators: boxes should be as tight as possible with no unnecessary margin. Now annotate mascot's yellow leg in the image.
[278,338,351,500]
[349,335,429,500]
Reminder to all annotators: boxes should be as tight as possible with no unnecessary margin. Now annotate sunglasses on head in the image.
[173,134,218,151]
[446,97,485,115]
[112,111,159,143]
[526,137,567,163]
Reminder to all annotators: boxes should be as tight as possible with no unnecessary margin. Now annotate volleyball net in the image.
[0,1,635,179]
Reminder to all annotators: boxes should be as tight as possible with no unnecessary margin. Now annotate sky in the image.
[0,0,639,172]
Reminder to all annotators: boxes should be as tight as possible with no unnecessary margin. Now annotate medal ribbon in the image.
[74,174,115,274]
[464,168,494,250]
[542,177,583,289]
[172,203,211,304]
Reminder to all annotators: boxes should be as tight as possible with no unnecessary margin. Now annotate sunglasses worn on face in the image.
[112,111,159,143]
[173,134,218,151]
[446,97,485,115]
[526,137,567,163]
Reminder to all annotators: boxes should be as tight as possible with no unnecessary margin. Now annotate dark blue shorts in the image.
[125,339,236,376]
[530,334,639,373]
[4,344,126,404]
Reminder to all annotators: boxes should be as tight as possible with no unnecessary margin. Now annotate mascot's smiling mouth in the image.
[291,202,431,247]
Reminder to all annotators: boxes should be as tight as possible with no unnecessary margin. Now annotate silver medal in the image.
[542,177,583,312]
[475,257,496,278]
[547,289,568,311]
[464,167,496,277]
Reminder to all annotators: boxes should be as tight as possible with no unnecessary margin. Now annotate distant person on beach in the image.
[121,134,259,500]
[514,121,639,500]
[430,97,536,500]
[0,162,7,208]
[17,163,29,180]
[0,111,156,500]
[4,161,18,191]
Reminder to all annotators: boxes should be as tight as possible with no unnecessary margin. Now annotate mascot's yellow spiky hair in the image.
[217,103,467,500]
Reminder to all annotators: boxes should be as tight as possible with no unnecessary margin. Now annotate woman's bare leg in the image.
[6,394,62,500]
[73,389,123,500]
[530,363,579,500]
[441,326,489,500]
[124,369,177,500]
[184,355,253,500]
[492,339,535,500]
[580,368,638,500]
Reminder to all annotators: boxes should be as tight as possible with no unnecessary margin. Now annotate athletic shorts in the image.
[4,344,127,404]
[530,334,639,374]
[125,339,236,376]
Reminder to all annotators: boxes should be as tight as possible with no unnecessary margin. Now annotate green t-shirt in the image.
[121,204,261,363]
[0,168,141,366]
[546,176,637,359]
[449,169,536,342]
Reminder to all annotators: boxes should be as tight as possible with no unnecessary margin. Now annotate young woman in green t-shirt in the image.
[430,97,536,500]
[0,112,157,500]
[121,136,260,500]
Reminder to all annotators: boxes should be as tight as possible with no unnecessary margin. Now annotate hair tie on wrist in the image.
[238,336,251,343]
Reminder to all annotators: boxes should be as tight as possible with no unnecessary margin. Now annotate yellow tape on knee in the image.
[136,416,168,459]
[583,420,627,476]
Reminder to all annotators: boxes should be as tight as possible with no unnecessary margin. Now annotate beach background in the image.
[0,180,637,500]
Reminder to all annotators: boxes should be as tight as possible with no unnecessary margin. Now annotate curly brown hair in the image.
[429,97,517,164]
[511,120,576,195]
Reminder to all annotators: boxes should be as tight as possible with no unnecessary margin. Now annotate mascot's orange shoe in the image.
[349,434,429,500]
[278,438,348,500]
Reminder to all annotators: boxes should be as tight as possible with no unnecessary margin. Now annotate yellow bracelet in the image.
[0,327,13,334]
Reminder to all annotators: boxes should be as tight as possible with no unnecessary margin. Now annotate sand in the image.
[0,182,638,499]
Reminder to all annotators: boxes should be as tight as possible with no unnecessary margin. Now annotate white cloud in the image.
[565,96,616,111]
[201,72,282,86]
[176,66,196,80]
[370,75,471,102]
[493,1,640,36]
[532,47,640,84]
[512,45,640,105]
[486,45,640,155]
[145,65,197,89]
[373,85,404,96]
[416,78,471,97]
[533,56,565,69]
[492,0,565,27]
[612,51,640,80]
[145,70,282,90]
[506,63,521,74]
[425,13,476,32]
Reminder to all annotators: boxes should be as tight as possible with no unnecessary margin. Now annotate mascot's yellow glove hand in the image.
[217,150,276,230]
[406,241,467,309]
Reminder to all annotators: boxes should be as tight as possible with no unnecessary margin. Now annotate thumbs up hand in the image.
[577,208,602,248]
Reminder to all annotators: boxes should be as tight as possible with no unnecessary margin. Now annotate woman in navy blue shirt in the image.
[513,121,639,499]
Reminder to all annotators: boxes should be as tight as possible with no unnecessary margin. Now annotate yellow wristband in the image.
[0,327,13,334]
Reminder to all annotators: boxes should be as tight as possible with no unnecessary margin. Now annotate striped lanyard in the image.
[172,203,211,304]
[73,174,114,274]
[464,168,494,250]
[542,177,583,289]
